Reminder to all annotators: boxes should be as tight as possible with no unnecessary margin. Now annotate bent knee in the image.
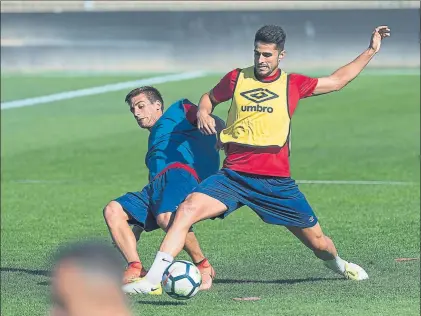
[103,201,129,224]
[178,194,202,215]
[156,213,173,231]
[175,194,204,222]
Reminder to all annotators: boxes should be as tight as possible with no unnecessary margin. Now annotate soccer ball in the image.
[162,260,202,300]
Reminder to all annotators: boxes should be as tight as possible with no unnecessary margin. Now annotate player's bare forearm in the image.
[333,47,376,82]
[314,48,376,94]
[313,25,390,95]
[197,91,221,135]
[197,91,222,135]
[198,93,214,115]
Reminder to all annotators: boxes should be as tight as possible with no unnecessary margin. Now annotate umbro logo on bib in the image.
[240,88,279,103]
[241,104,274,113]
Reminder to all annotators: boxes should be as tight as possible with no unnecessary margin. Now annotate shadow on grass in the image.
[137,301,187,306]
[2,267,51,286]
[214,277,341,285]
[1,267,50,277]
[0,268,341,288]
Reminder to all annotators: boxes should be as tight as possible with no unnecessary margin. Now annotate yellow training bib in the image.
[220,66,290,148]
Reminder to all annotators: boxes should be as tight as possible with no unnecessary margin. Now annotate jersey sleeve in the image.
[211,68,241,103]
[289,73,319,99]
[182,100,199,126]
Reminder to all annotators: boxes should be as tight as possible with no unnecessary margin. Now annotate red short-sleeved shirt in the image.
[212,68,318,177]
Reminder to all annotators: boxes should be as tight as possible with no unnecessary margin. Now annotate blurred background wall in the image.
[1,1,420,73]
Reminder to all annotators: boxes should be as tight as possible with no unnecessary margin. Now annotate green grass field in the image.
[1,71,420,316]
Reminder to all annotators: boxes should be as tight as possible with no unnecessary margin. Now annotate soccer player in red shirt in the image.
[123,25,390,294]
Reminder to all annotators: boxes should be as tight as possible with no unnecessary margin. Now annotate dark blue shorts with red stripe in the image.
[193,168,318,228]
[114,166,199,232]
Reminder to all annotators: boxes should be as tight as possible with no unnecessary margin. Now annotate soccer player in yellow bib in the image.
[123,25,390,294]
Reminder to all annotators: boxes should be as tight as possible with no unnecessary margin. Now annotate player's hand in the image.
[369,25,390,53]
[197,110,217,135]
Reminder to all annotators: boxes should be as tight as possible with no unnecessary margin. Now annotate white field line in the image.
[12,180,77,184]
[10,179,418,186]
[1,71,207,110]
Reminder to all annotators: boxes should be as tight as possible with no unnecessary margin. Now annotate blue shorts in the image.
[193,168,318,228]
[114,168,199,232]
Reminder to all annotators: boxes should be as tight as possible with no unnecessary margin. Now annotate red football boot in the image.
[195,258,215,290]
[123,262,147,284]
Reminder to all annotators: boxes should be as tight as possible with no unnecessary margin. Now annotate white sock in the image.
[324,255,347,274]
[146,251,174,285]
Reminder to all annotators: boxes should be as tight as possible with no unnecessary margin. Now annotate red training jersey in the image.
[212,68,318,177]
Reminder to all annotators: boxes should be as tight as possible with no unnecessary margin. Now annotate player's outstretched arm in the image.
[313,25,390,95]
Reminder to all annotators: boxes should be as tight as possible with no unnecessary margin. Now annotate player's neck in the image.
[255,68,281,82]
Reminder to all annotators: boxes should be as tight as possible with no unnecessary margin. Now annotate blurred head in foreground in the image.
[50,241,131,316]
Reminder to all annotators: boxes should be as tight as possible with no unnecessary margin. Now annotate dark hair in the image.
[53,240,124,283]
[124,86,164,111]
[254,25,286,51]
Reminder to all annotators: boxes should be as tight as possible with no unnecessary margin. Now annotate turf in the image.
[1,72,420,316]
